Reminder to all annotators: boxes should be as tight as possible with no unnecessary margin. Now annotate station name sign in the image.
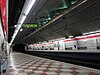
[22,24,39,28]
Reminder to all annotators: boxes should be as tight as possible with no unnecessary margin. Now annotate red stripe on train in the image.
[64,34,100,42]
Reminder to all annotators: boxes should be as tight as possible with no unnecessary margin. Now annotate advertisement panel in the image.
[0,0,7,39]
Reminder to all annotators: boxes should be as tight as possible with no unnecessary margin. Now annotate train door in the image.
[86,38,97,50]
[58,40,65,50]
[48,42,54,50]
[54,41,60,50]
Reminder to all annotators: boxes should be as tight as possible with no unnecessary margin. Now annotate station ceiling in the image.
[8,0,100,44]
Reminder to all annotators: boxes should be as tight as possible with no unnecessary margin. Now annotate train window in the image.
[46,49,48,50]
[77,47,87,50]
[65,47,72,50]
[97,46,100,49]
[50,48,54,50]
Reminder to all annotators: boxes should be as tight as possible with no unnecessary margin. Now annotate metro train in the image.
[24,32,100,70]
[27,32,100,53]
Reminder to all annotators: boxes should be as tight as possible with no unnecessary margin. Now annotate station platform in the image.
[6,52,100,75]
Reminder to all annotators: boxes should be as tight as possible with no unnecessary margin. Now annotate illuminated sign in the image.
[22,24,40,28]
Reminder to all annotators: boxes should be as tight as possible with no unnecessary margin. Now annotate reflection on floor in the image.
[7,52,100,75]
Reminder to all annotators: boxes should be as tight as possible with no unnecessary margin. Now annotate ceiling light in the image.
[83,33,88,35]
[14,25,17,27]
[48,17,51,20]
[95,30,100,33]
[83,30,100,35]
[20,28,23,31]
[69,36,73,38]
[24,0,36,15]
[18,15,26,25]
[76,34,87,38]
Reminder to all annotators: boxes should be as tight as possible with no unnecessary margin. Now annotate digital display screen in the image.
[22,24,39,28]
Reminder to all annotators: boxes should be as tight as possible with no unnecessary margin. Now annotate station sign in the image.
[22,24,39,28]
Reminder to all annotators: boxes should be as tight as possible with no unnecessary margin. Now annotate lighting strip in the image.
[10,0,36,45]
[83,30,100,35]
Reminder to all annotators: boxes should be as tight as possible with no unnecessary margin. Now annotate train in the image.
[26,32,100,53]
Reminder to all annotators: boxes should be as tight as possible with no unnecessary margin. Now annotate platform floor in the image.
[7,52,100,75]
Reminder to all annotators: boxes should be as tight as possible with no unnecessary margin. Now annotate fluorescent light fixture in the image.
[48,17,51,20]
[14,25,17,27]
[83,30,100,35]
[20,28,23,31]
[69,36,73,38]
[23,0,36,15]
[95,30,100,33]
[83,33,88,35]
[76,35,85,38]
[10,0,36,45]
[18,15,26,25]
[89,31,95,34]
